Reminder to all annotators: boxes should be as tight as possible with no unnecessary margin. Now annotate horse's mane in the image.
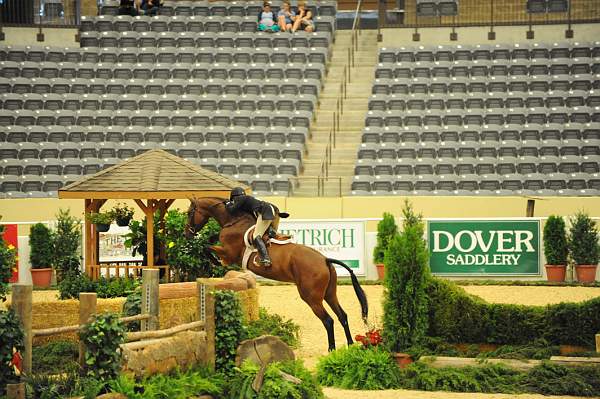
[190,196,256,227]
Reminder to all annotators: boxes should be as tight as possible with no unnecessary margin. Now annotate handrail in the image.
[311,0,363,198]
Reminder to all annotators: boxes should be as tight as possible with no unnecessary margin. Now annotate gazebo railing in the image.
[92,262,170,281]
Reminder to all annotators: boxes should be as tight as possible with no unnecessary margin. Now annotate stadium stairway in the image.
[293,29,379,196]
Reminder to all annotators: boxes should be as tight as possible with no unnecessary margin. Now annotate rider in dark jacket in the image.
[225,187,278,267]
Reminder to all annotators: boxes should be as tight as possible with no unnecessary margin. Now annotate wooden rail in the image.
[32,314,155,337]
[126,320,206,342]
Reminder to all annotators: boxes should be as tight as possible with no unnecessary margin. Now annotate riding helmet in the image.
[230,187,245,200]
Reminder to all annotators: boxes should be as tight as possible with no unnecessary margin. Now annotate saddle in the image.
[241,226,293,269]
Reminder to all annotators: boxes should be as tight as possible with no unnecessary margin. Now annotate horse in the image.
[186,197,368,351]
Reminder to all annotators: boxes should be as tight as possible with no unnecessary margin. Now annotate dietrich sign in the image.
[278,220,366,276]
[427,219,541,276]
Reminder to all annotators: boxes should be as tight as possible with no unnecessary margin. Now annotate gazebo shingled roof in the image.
[59,149,248,199]
[58,149,248,278]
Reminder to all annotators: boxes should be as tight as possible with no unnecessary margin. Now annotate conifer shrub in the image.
[382,200,430,352]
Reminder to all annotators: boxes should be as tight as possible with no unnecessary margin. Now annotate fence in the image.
[6,268,217,399]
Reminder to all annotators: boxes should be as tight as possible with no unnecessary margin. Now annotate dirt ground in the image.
[322,387,588,399]
[258,284,600,368]
[258,284,600,399]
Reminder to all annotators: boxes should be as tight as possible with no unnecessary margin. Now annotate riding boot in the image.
[253,237,272,267]
[268,226,277,239]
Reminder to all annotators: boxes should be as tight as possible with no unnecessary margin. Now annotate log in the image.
[121,331,206,351]
[125,320,205,342]
[33,324,81,337]
[159,282,197,300]
[78,293,97,367]
[213,278,248,292]
[550,356,600,366]
[419,356,542,371]
[596,334,600,354]
[119,314,152,324]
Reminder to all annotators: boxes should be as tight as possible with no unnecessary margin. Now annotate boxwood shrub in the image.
[426,278,600,347]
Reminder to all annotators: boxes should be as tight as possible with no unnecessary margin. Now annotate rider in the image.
[225,187,278,267]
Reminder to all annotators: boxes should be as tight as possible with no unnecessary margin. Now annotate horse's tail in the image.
[326,258,369,324]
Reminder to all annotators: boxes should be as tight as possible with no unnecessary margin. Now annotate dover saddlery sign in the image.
[278,220,366,276]
[428,219,541,276]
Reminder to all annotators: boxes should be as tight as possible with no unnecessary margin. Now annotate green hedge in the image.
[426,278,600,347]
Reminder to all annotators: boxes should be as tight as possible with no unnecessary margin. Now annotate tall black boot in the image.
[253,237,272,267]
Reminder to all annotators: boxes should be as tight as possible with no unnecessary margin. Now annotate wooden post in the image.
[595,334,600,353]
[6,383,25,399]
[11,284,32,375]
[78,292,97,367]
[526,199,535,217]
[84,199,92,277]
[141,268,159,331]
[198,279,216,371]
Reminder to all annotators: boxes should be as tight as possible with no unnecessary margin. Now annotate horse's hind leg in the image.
[298,287,336,351]
[325,286,354,346]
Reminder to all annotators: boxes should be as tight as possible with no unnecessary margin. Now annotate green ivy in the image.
[372,212,398,264]
[383,200,430,352]
[245,308,300,349]
[228,360,323,399]
[80,313,126,380]
[0,220,17,302]
[0,309,24,392]
[122,288,142,332]
[316,345,400,390]
[214,290,247,373]
[569,211,600,265]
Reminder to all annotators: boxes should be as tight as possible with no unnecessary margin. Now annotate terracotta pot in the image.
[559,344,589,355]
[545,265,566,282]
[30,268,52,287]
[375,263,385,280]
[575,265,598,283]
[95,223,111,232]
[393,353,413,368]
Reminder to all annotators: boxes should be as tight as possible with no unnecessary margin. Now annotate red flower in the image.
[355,329,382,348]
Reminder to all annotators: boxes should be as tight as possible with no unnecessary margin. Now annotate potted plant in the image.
[112,203,135,227]
[373,212,398,280]
[29,223,54,287]
[87,212,114,233]
[569,211,599,283]
[543,215,568,282]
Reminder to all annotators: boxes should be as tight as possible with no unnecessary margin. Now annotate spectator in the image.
[140,0,161,16]
[257,2,280,32]
[118,0,138,16]
[278,1,295,32]
[292,2,314,32]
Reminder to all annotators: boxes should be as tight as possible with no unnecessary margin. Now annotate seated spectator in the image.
[292,2,314,32]
[257,2,280,32]
[119,0,138,16]
[278,1,295,32]
[140,0,160,16]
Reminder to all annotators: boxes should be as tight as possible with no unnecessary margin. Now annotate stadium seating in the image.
[352,42,600,196]
[0,3,336,198]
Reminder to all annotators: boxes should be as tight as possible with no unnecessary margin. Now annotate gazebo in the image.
[58,149,248,280]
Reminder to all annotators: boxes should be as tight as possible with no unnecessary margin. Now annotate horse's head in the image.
[185,199,209,239]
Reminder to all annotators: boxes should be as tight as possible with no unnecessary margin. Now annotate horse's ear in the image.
[279,212,290,218]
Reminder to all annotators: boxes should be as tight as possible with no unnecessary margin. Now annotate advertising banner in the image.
[278,220,366,276]
[1,224,19,282]
[428,219,541,276]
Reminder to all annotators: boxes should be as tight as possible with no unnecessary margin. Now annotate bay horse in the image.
[186,197,368,351]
